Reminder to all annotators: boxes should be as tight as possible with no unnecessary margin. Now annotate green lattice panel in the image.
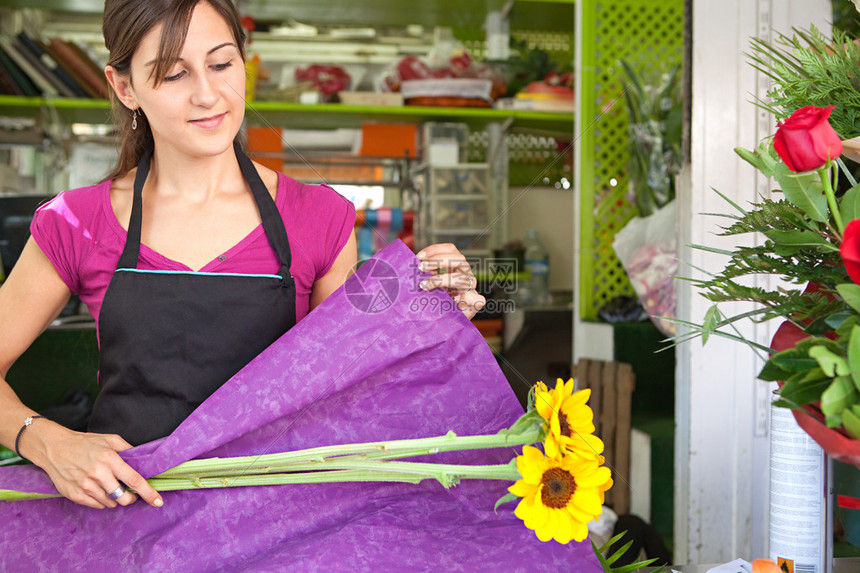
[459,27,574,188]
[465,131,571,187]
[578,0,684,320]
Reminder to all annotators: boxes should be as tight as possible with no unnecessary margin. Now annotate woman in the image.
[0,0,485,510]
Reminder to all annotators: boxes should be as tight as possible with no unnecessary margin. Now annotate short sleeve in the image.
[30,191,88,293]
[308,185,356,280]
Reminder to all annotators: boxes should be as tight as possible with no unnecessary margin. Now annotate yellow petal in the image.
[549,412,561,437]
[597,476,613,504]
[551,509,574,544]
[524,486,550,529]
[600,476,614,492]
[523,444,544,460]
[564,432,604,458]
[514,495,538,523]
[562,404,595,427]
[565,504,593,524]
[572,487,603,516]
[508,479,536,499]
[568,387,590,405]
[535,389,554,420]
[562,378,575,396]
[516,446,546,483]
[535,506,557,542]
[577,465,612,487]
[571,520,589,542]
[543,433,560,458]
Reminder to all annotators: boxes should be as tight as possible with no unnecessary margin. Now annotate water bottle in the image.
[522,229,551,306]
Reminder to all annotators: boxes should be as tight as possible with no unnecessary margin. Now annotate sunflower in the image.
[534,378,604,460]
[508,446,612,544]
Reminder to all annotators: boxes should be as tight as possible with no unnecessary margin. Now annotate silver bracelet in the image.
[14,415,46,460]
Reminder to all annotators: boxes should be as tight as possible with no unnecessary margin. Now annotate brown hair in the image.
[102,0,246,181]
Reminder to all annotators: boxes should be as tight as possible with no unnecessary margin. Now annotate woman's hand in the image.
[22,420,163,509]
[416,243,486,320]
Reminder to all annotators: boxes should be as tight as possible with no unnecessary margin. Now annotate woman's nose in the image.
[190,72,219,107]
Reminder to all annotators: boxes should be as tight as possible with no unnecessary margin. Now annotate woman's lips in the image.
[189,112,226,129]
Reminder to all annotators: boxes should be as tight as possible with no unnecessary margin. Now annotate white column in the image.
[677,0,830,563]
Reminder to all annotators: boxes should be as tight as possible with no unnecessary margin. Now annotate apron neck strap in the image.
[234,143,292,278]
[115,144,293,278]
[116,148,151,270]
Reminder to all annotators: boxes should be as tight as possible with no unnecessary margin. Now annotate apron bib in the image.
[89,144,296,445]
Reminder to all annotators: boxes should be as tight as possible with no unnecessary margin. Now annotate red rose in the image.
[841,218,860,284]
[773,105,843,172]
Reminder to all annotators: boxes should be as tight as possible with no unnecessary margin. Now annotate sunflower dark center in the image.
[558,412,571,438]
[540,467,576,509]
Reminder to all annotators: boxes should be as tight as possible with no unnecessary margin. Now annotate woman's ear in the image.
[104,65,137,110]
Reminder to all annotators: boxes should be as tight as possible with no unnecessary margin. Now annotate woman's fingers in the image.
[454,290,486,320]
[419,270,475,292]
[39,430,163,509]
[101,433,163,507]
[113,464,162,507]
[416,243,463,262]
[416,243,486,319]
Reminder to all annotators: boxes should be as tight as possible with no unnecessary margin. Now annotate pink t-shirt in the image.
[31,172,356,331]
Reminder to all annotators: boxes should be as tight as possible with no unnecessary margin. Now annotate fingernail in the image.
[154,498,163,507]
[418,261,429,272]
[416,251,427,260]
[420,279,430,290]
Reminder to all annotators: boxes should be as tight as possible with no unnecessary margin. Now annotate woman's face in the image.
[124,1,245,159]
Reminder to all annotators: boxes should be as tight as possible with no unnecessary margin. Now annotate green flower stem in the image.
[155,428,540,479]
[155,458,519,483]
[148,470,429,491]
[1,461,519,502]
[0,489,60,502]
[149,461,520,492]
[0,425,539,502]
[820,165,844,237]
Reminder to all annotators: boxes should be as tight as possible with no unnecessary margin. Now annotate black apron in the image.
[89,144,297,445]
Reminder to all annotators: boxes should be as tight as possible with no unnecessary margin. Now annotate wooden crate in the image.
[573,358,636,515]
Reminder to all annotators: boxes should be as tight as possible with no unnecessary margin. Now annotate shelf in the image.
[0,96,574,136]
[430,228,489,235]
[246,102,573,134]
[433,194,489,200]
[0,96,112,125]
[2,1,574,32]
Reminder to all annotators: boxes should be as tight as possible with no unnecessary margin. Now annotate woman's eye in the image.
[164,70,185,82]
[212,61,233,72]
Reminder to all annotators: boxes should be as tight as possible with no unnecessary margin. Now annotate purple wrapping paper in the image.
[0,241,601,572]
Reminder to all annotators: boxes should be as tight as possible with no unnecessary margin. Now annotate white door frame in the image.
[676,0,830,563]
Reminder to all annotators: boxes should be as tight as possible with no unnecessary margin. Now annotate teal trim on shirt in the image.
[115,268,284,280]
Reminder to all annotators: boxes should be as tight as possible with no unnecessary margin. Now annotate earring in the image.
[131,108,138,130]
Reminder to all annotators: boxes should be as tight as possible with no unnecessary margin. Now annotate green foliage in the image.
[502,38,566,96]
[833,0,860,42]
[620,59,683,217]
[692,194,850,332]
[747,25,860,140]
[591,531,665,573]
[678,18,860,456]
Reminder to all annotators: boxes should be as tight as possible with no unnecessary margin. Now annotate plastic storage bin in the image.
[433,198,489,230]
[431,166,489,196]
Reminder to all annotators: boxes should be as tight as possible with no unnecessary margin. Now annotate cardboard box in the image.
[359,123,418,158]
